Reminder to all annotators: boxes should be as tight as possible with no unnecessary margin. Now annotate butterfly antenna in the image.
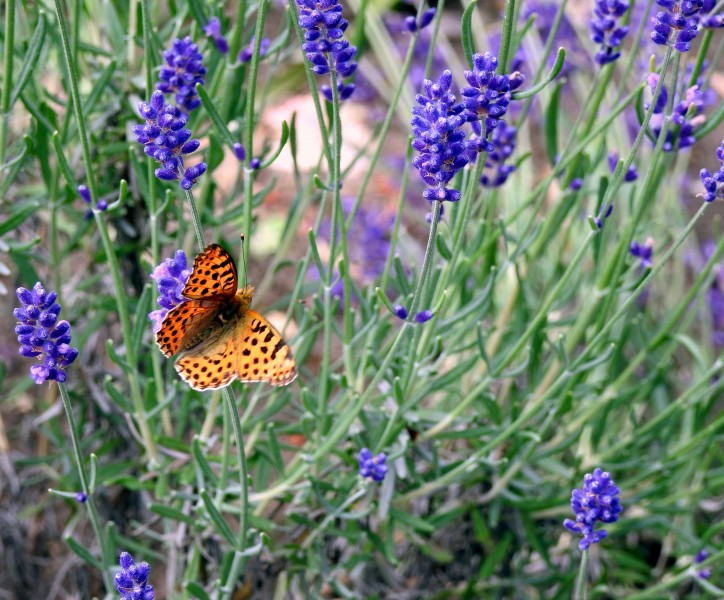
[240,234,248,286]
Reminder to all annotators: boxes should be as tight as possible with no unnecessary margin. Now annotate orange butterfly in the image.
[156,244,297,389]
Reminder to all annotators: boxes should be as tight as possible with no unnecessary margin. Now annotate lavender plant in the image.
[2,0,724,597]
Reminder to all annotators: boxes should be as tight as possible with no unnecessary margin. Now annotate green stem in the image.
[53,0,98,201]
[218,388,250,599]
[0,0,16,166]
[94,212,158,464]
[242,0,269,265]
[180,185,251,586]
[345,28,420,230]
[574,550,589,600]
[58,382,114,593]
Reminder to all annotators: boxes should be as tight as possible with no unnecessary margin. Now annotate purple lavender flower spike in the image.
[461,53,524,146]
[701,0,723,27]
[204,17,229,54]
[695,549,712,579]
[651,0,703,52]
[157,37,206,111]
[645,74,706,152]
[148,250,192,332]
[406,7,436,32]
[481,122,518,187]
[239,36,270,63]
[134,90,206,189]
[608,150,638,182]
[115,551,154,600]
[321,81,356,102]
[415,310,434,323]
[75,491,88,503]
[249,157,261,170]
[699,139,724,202]
[590,0,630,65]
[78,185,91,203]
[569,178,584,191]
[14,283,79,385]
[296,0,358,100]
[358,448,388,482]
[563,468,623,551]
[593,203,614,229]
[411,70,469,204]
[630,238,654,269]
[233,143,246,162]
[393,304,408,319]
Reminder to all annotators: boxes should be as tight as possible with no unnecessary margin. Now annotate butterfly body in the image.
[156,245,297,390]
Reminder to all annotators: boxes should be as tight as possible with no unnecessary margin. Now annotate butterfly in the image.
[156,244,297,390]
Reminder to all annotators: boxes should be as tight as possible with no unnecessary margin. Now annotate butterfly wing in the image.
[174,326,239,390]
[156,300,220,357]
[236,309,297,387]
[173,308,297,390]
[182,243,238,302]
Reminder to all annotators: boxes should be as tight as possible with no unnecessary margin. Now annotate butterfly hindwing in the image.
[237,310,297,387]
[175,328,238,390]
[182,243,238,301]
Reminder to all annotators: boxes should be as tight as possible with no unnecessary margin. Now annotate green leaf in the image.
[544,81,562,165]
[185,581,211,600]
[265,423,286,476]
[149,503,197,525]
[200,490,237,547]
[461,1,477,70]
[197,84,236,148]
[260,120,290,169]
[65,535,103,570]
[0,202,39,236]
[52,131,78,191]
[192,437,218,486]
[132,284,152,361]
[10,13,47,107]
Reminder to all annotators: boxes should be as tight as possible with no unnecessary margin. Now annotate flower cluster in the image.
[590,0,630,65]
[700,139,724,202]
[651,0,703,53]
[695,549,712,579]
[297,0,358,101]
[646,73,706,153]
[701,0,723,27]
[392,305,434,323]
[239,36,270,63]
[411,71,469,202]
[630,238,654,269]
[563,468,623,550]
[157,37,206,112]
[462,53,524,147]
[14,283,79,384]
[203,17,229,54]
[481,122,518,187]
[404,8,436,33]
[115,551,154,600]
[358,448,388,482]
[78,184,108,218]
[148,250,192,332]
[608,150,638,182]
[133,91,207,190]
[411,54,523,205]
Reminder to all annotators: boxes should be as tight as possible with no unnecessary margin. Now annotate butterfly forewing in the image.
[182,244,238,301]
[156,300,219,357]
